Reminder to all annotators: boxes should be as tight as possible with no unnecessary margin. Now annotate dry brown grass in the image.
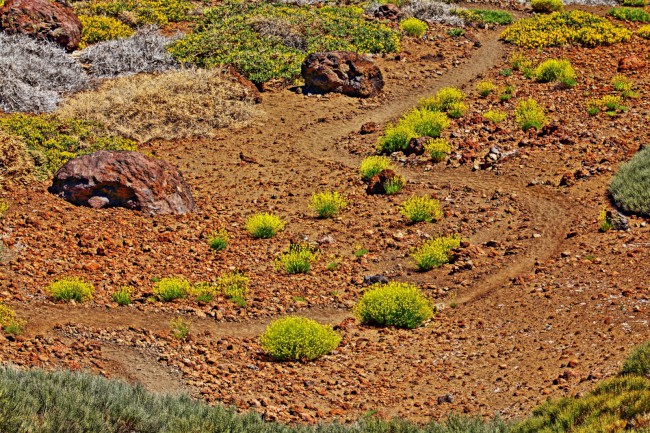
[0,131,34,185]
[57,68,261,142]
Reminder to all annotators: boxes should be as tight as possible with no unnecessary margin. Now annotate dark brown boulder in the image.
[405,137,429,156]
[366,169,400,195]
[49,151,195,215]
[374,4,402,21]
[301,51,384,98]
[617,56,646,72]
[0,0,82,51]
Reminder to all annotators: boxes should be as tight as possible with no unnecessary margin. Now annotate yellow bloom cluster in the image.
[638,24,650,38]
[501,10,632,48]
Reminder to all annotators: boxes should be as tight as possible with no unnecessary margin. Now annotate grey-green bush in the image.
[609,146,650,216]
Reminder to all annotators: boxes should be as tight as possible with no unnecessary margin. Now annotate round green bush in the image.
[47,277,94,302]
[260,316,341,361]
[245,212,285,239]
[400,18,428,37]
[609,147,650,216]
[354,282,433,329]
[531,0,564,13]
[153,277,191,302]
[621,342,650,377]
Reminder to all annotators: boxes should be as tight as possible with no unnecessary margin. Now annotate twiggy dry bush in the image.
[401,0,465,26]
[0,34,88,113]
[0,131,34,185]
[58,69,261,142]
[78,27,179,78]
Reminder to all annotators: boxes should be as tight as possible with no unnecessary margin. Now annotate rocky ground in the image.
[1,8,649,425]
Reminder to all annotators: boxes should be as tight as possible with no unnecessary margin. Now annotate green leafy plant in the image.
[611,74,637,98]
[245,212,285,239]
[359,155,392,180]
[47,278,94,302]
[354,282,433,329]
[598,208,613,232]
[326,261,339,271]
[354,247,369,258]
[609,146,650,216]
[420,87,466,113]
[447,28,464,37]
[153,277,191,302]
[609,6,650,22]
[170,317,191,340]
[0,303,25,335]
[411,235,461,271]
[378,109,450,153]
[73,0,192,28]
[588,95,627,116]
[534,59,576,87]
[515,98,548,131]
[638,24,650,38]
[620,0,648,5]
[621,341,650,377]
[0,200,8,218]
[207,229,229,252]
[384,174,405,195]
[400,195,443,223]
[192,282,218,303]
[499,68,512,77]
[276,243,317,274]
[424,138,451,162]
[217,270,250,302]
[476,80,495,98]
[531,0,564,13]
[260,316,341,361]
[400,17,428,37]
[468,9,513,25]
[78,15,134,48]
[309,191,347,218]
[111,286,132,306]
[499,85,516,101]
[483,110,507,123]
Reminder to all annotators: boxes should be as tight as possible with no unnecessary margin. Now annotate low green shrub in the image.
[476,80,495,98]
[469,9,513,25]
[499,85,516,101]
[400,17,428,37]
[420,87,466,113]
[0,304,25,335]
[534,59,576,87]
[378,109,450,153]
[217,270,249,301]
[47,277,94,302]
[111,286,132,305]
[260,316,341,361]
[309,191,347,218]
[620,0,648,5]
[515,98,548,131]
[245,213,285,239]
[354,282,433,329]
[276,244,317,274]
[611,74,637,98]
[609,6,650,22]
[424,138,451,162]
[448,28,464,37]
[621,341,650,377]
[609,146,650,216]
[170,317,191,340]
[207,229,229,252]
[78,15,134,48]
[153,277,191,302]
[598,208,613,232]
[411,235,461,271]
[359,155,392,180]
[588,95,627,116]
[483,110,507,123]
[400,195,442,223]
[73,0,192,28]
[384,174,405,195]
[192,282,218,303]
[638,24,650,37]
[531,0,564,13]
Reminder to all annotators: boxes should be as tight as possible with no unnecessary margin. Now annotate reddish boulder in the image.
[0,0,82,51]
[49,151,195,215]
[301,51,384,98]
[617,56,646,72]
[405,137,429,156]
[224,65,262,103]
[374,4,402,21]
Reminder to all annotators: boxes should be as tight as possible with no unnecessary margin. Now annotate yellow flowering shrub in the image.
[638,24,650,38]
[78,15,134,48]
[354,282,433,329]
[260,316,340,361]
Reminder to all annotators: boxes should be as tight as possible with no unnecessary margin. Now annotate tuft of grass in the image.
[217,270,250,301]
[469,9,513,25]
[499,68,512,77]
[400,195,443,223]
[534,59,576,87]
[638,24,650,38]
[276,244,318,274]
[360,155,393,180]
[420,87,466,113]
[207,229,229,252]
[170,317,191,340]
[0,200,8,219]
[424,138,451,162]
[411,235,461,271]
[588,95,627,116]
[153,277,191,302]
[609,6,650,21]
[47,278,94,303]
[326,261,339,271]
[499,85,516,102]
[0,304,25,335]
[111,286,133,306]
[354,282,433,329]
[621,341,650,377]
[384,174,406,195]
[531,0,564,13]
[193,282,218,303]
[609,146,650,216]
[611,74,638,98]
[515,98,549,131]
[400,17,428,37]
[78,15,134,48]
[309,191,347,218]
[598,208,613,232]
[476,80,495,98]
[260,316,341,361]
[57,69,259,143]
[483,110,507,123]
[354,247,369,258]
[245,213,285,239]
[447,28,465,37]
[378,109,451,153]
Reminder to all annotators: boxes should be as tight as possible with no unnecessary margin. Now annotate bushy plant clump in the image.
[611,74,636,97]
[73,0,192,28]
[153,277,191,302]
[609,6,650,21]
[260,316,341,361]
[245,213,285,239]
[276,244,317,274]
[400,17,428,37]
[0,200,8,218]
[515,98,549,131]
[420,87,466,113]
[400,195,442,223]
[483,110,507,123]
[47,278,94,302]
[217,271,250,302]
[534,59,577,87]
[620,0,648,5]
[411,235,461,271]
[58,69,258,142]
[169,2,400,84]
[609,146,650,216]
[621,341,650,377]
[207,229,229,252]
[309,191,347,218]
[78,15,134,48]
[501,10,632,48]
[78,28,179,78]
[424,138,451,162]
[0,33,88,113]
[638,24,650,37]
[111,286,132,305]
[0,131,34,184]
[359,156,393,180]
[0,304,25,335]
[468,9,514,24]
[531,0,564,13]
[476,80,495,98]
[588,94,627,115]
[0,114,136,177]
[192,282,218,303]
[401,0,465,26]
[384,174,406,195]
[354,282,433,329]
[170,317,191,340]
[378,109,451,153]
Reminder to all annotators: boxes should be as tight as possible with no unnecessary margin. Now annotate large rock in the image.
[301,51,384,98]
[0,0,82,51]
[374,4,402,21]
[49,151,195,215]
[617,56,646,72]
